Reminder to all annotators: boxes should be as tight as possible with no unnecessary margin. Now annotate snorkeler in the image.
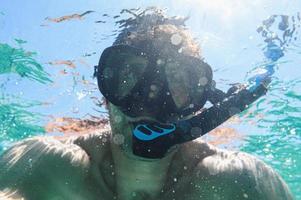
[0,10,293,200]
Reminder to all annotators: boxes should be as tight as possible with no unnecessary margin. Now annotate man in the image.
[0,10,293,200]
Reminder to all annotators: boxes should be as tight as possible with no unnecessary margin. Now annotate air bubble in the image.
[114,115,122,123]
[198,77,208,86]
[150,84,157,91]
[191,127,202,138]
[113,134,125,145]
[156,59,164,65]
[170,33,182,45]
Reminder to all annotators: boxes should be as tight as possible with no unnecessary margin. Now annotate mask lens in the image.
[98,46,149,103]
[165,57,212,110]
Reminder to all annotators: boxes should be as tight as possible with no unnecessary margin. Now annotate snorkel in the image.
[132,40,284,159]
[95,43,280,159]
[132,82,268,158]
[95,12,289,159]
[131,13,292,158]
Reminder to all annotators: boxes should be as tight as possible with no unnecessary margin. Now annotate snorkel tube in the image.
[247,41,283,93]
[133,36,285,159]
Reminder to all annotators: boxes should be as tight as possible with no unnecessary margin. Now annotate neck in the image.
[111,142,176,200]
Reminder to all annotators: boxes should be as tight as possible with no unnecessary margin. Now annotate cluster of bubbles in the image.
[113,133,125,145]
[257,13,301,53]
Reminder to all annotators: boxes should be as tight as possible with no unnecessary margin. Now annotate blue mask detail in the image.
[133,123,176,141]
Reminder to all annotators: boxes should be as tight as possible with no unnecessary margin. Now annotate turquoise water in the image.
[1,0,301,199]
[241,78,301,197]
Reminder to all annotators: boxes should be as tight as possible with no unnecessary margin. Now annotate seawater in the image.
[0,2,301,199]
[241,78,301,198]
[0,42,50,152]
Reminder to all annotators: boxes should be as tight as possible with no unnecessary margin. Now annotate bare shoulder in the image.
[182,140,293,200]
[0,135,89,184]
[0,131,110,199]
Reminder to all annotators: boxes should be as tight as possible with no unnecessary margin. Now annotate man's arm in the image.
[0,137,90,200]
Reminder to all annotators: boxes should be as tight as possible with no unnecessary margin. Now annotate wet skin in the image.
[0,104,293,200]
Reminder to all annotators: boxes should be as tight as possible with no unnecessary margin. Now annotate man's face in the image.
[108,103,160,157]
[108,102,182,159]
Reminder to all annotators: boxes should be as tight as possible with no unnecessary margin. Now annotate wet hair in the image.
[113,7,201,59]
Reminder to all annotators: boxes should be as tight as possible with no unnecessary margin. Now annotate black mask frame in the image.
[95,45,213,122]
